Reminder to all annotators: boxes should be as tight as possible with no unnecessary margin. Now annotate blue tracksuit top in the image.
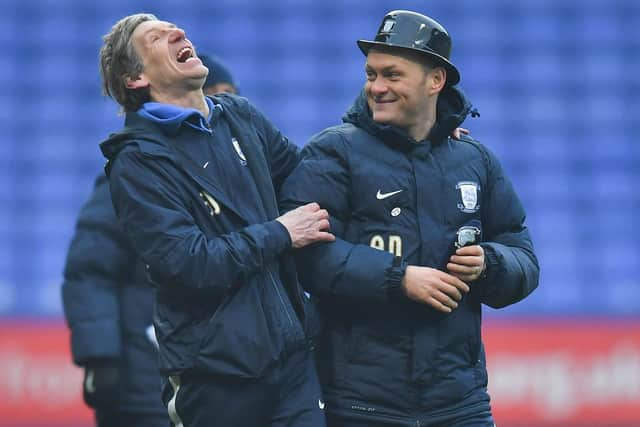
[138,98,265,223]
[100,94,319,379]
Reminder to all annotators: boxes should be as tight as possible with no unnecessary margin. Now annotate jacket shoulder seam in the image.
[451,135,492,165]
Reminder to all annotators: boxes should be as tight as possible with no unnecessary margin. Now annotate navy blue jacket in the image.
[61,173,165,416]
[100,94,315,379]
[279,87,540,424]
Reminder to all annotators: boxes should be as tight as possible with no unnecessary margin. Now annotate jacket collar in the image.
[100,95,277,224]
[136,96,222,135]
[342,86,475,151]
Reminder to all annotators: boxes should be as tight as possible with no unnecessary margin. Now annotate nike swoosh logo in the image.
[376,189,403,200]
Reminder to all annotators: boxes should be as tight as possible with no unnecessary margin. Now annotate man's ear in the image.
[124,74,149,89]
[428,67,446,95]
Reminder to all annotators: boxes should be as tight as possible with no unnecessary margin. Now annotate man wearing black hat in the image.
[280,10,539,427]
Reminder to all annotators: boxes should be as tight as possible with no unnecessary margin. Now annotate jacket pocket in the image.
[196,279,281,378]
[344,324,413,413]
[316,324,351,390]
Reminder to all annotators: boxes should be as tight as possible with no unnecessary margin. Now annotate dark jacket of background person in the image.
[100,93,318,379]
[279,87,540,425]
[61,173,166,422]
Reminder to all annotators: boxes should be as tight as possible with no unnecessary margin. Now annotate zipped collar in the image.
[137,96,223,135]
[101,94,251,166]
[342,86,477,151]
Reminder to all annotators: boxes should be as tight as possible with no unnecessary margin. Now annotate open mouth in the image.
[176,46,195,63]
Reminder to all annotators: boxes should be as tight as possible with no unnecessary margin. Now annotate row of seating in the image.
[1,0,638,317]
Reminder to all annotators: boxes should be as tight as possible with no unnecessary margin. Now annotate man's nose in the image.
[369,78,388,95]
[168,28,186,43]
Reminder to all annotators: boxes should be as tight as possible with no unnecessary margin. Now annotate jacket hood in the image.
[99,113,167,160]
[100,123,151,161]
[342,85,476,149]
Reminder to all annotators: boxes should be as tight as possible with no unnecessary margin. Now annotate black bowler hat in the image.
[357,10,460,85]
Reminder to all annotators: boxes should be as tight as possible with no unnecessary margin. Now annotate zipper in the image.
[267,268,294,327]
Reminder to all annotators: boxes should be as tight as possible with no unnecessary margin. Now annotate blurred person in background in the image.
[280,10,540,427]
[199,53,238,96]
[61,49,238,427]
[97,13,332,427]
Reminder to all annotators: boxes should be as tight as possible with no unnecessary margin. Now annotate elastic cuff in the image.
[265,220,292,252]
[387,256,407,300]
[479,244,500,283]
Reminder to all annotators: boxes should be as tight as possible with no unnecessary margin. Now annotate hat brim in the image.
[357,39,460,86]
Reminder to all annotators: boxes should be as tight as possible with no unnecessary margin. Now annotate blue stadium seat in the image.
[1,0,639,318]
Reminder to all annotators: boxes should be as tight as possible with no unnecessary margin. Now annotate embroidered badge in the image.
[231,137,247,165]
[456,181,480,213]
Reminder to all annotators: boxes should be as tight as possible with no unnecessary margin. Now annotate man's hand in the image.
[401,266,470,313]
[451,127,470,139]
[82,359,121,409]
[277,203,335,248]
[447,245,486,282]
